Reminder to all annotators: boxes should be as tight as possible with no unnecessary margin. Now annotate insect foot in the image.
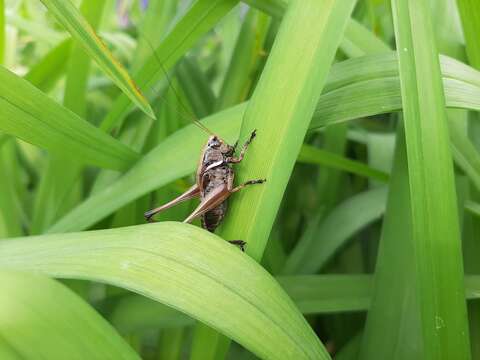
[228,240,246,252]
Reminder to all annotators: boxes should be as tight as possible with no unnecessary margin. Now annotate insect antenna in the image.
[139,33,214,136]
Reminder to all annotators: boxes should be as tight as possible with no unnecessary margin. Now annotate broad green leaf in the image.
[391,0,470,358]
[0,223,327,360]
[48,53,480,234]
[298,144,389,183]
[39,0,154,118]
[219,0,356,259]
[0,65,139,171]
[0,271,139,360]
[99,0,240,132]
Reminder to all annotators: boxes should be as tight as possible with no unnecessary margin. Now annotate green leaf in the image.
[99,0,240,132]
[391,0,470,358]
[298,144,389,183]
[0,223,327,360]
[0,271,139,359]
[219,0,356,259]
[0,65,139,171]
[39,0,155,118]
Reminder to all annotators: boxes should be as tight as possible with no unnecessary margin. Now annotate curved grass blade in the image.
[39,0,154,118]
[0,65,139,171]
[0,271,139,359]
[0,222,328,360]
[391,0,470,358]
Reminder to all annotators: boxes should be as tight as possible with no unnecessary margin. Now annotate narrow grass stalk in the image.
[391,0,470,358]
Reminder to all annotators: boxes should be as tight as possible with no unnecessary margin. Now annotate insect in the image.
[142,39,265,250]
[145,130,265,250]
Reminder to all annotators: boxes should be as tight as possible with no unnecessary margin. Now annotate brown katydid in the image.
[142,37,265,251]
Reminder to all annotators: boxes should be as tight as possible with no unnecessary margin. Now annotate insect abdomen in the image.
[202,202,227,232]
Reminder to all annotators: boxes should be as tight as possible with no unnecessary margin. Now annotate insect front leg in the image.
[226,129,257,164]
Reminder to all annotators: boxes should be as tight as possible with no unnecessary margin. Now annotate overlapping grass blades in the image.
[0,223,327,360]
[0,65,139,170]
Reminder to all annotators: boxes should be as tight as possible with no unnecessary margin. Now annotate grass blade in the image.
[0,65,139,170]
[391,0,470,358]
[0,222,327,360]
[0,271,139,359]
[39,0,154,118]
[219,0,356,259]
[298,144,389,183]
